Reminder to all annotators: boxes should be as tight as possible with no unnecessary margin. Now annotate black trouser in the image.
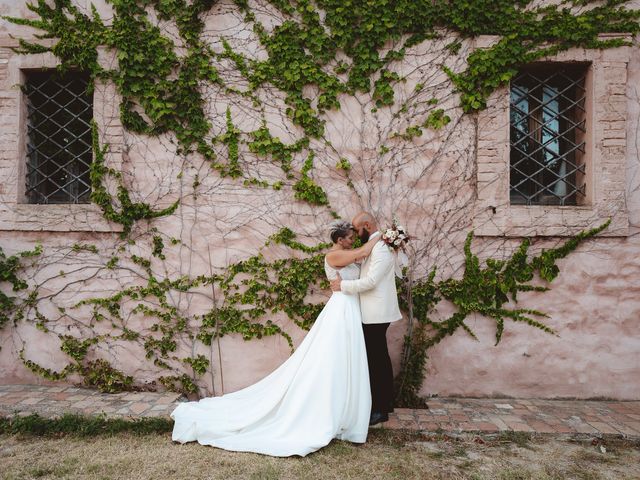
[362,322,394,414]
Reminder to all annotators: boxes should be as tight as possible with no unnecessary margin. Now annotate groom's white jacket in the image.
[340,231,402,325]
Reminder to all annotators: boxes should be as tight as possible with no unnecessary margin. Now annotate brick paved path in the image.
[0,385,181,419]
[1,385,639,438]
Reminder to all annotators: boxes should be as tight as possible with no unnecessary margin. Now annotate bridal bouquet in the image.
[381,218,409,251]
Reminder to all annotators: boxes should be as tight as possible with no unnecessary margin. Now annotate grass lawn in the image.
[1,428,639,479]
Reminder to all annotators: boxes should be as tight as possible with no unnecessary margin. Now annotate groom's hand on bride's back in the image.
[330,273,342,292]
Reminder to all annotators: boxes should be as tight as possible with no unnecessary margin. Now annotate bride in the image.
[171,220,380,457]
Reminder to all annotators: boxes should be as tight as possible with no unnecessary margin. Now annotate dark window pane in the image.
[25,71,93,204]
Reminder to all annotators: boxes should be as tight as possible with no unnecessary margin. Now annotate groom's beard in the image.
[358,228,370,243]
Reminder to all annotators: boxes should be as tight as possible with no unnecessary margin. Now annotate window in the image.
[509,63,588,206]
[474,37,630,237]
[24,70,93,204]
[0,49,123,232]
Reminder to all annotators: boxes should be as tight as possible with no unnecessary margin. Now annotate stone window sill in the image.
[0,204,124,233]
[473,205,628,237]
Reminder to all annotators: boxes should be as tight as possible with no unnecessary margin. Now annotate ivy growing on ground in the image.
[0,412,173,437]
[2,1,638,399]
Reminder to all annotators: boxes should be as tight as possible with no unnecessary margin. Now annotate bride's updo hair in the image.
[329,220,354,243]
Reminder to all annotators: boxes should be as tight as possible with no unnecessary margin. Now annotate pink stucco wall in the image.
[0,0,638,399]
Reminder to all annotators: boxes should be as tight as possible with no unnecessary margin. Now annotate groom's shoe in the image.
[369,412,389,426]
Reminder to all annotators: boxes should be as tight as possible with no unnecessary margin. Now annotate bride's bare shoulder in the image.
[324,251,340,268]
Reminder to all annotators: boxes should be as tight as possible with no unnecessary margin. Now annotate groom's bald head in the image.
[352,212,377,243]
[352,211,376,228]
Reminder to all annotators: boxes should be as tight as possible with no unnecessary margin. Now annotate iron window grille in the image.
[509,63,588,206]
[24,70,93,204]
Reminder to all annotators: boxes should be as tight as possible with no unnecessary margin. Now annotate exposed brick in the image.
[601,67,627,83]
[602,138,626,147]
[418,422,440,431]
[470,421,500,432]
[383,417,402,429]
[601,47,631,63]
[129,402,151,415]
[588,422,622,434]
[598,112,625,121]
[603,121,626,130]
[602,129,626,139]
[607,84,627,95]
[397,413,415,421]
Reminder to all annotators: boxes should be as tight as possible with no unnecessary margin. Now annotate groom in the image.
[330,212,402,426]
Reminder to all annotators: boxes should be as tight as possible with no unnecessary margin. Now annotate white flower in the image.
[386,230,398,240]
[394,238,402,246]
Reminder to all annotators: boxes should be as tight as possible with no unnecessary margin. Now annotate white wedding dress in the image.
[171,260,371,457]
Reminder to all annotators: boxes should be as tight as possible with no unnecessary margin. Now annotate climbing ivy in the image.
[90,122,179,237]
[293,153,329,206]
[395,220,611,407]
[7,227,330,394]
[2,1,637,397]
[7,1,638,233]
[0,245,41,331]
